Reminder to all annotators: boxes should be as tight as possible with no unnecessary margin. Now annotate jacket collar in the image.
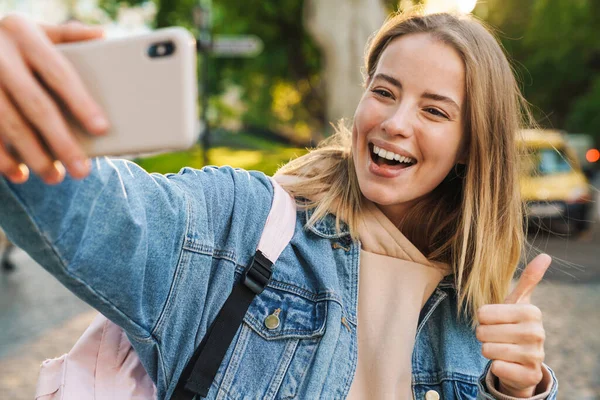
[438,274,456,290]
[303,206,457,291]
[303,207,351,239]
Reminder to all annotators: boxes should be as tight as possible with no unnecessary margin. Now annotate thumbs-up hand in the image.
[476,254,551,397]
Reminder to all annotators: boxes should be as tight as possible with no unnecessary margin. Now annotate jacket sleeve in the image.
[0,158,273,342]
[476,361,558,400]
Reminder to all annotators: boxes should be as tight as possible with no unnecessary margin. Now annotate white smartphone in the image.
[56,27,199,157]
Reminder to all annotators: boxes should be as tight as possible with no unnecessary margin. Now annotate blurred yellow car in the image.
[519,129,593,235]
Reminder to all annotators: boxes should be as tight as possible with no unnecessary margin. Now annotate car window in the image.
[525,148,573,176]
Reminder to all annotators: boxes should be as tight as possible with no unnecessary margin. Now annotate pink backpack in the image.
[35,178,297,400]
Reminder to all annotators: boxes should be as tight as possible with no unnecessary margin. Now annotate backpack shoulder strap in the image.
[256,178,297,262]
[172,177,297,400]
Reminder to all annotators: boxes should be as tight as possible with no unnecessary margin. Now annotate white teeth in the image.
[371,144,415,164]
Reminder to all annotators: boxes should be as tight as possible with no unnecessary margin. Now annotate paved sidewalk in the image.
[532,282,600,399]
[0,310,96,399]
[1,281,598,399]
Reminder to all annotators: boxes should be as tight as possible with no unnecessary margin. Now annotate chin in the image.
[359,179,416,207]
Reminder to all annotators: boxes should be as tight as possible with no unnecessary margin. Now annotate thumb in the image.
[505,253,551,304]
[41,21,105,44]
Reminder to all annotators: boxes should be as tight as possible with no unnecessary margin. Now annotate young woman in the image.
[0,11,557,400]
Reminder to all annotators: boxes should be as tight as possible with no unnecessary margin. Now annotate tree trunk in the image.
[303,0,386,127]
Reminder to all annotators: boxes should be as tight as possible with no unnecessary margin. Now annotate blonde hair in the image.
[277,11,534,322]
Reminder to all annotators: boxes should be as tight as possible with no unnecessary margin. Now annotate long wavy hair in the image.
[276,11,534,322]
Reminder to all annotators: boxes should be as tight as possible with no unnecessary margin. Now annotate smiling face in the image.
[352,33,467,225]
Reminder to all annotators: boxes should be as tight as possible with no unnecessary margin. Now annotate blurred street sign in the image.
[211,35,263,57]
[192,1,263,164]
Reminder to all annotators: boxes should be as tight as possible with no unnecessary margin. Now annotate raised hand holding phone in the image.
[0,15,198,186]
[0,16,108,184]
[476,253,552,397]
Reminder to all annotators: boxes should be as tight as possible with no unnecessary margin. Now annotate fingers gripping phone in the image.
[56,28,199,157]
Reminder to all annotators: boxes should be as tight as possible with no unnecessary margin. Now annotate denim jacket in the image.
[0,158,558,400]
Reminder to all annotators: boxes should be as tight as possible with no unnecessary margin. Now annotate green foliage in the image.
[207,0,324,136]
[100,0,197,29]
[479,0,600,139]
[98,0,148,19]
[565,76,600,135]
[154,0,198,29]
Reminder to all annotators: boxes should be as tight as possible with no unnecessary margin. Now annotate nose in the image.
[380,103,414,138]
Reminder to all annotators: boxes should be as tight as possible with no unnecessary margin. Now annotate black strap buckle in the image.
[242,251,273,294]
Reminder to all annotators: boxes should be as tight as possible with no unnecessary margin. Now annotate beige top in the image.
[347,200,448,400]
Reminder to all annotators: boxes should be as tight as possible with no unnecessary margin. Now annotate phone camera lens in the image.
[148,41,176,58]
[156,44,167,56]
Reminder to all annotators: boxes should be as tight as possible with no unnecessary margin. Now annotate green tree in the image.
[479,0,600,138]
[208,0,324,141]
[98,0,148,19]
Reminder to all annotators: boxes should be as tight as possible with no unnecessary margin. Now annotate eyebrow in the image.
[373,73,402,89]
[372,73,462,113]
[422,92,461,113]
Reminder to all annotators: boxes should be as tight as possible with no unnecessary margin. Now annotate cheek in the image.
[352,103,369,159]
[354,98,383,138]
[420,127,464,167]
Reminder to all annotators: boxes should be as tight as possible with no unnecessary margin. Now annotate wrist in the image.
[486,364,554,400]
[498,381,536,398]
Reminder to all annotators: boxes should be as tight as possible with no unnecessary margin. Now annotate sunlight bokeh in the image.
[456,0,477,13]
[424,0,477,14]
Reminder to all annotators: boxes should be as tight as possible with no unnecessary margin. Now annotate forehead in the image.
[375,33,465,103]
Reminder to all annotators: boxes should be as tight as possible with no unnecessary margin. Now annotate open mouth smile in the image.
[368,143,417,169]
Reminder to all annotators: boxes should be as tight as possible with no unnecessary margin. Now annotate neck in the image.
[374,200,417,229]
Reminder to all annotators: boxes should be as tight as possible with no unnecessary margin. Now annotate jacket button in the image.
[264,308,281,330]
[331,242,350,251]
[425,390,440,400]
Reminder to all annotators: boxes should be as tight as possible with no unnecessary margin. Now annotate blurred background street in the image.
[1,0,600,399]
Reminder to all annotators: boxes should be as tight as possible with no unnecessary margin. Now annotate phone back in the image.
[57,28,198,157]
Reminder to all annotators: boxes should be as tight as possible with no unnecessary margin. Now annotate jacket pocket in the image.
[215,285,327,400]
[413,379,478,400]
[454,380,478,399]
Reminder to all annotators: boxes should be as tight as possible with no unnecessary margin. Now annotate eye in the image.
[371,88,394,99]
[424,107,449,119]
